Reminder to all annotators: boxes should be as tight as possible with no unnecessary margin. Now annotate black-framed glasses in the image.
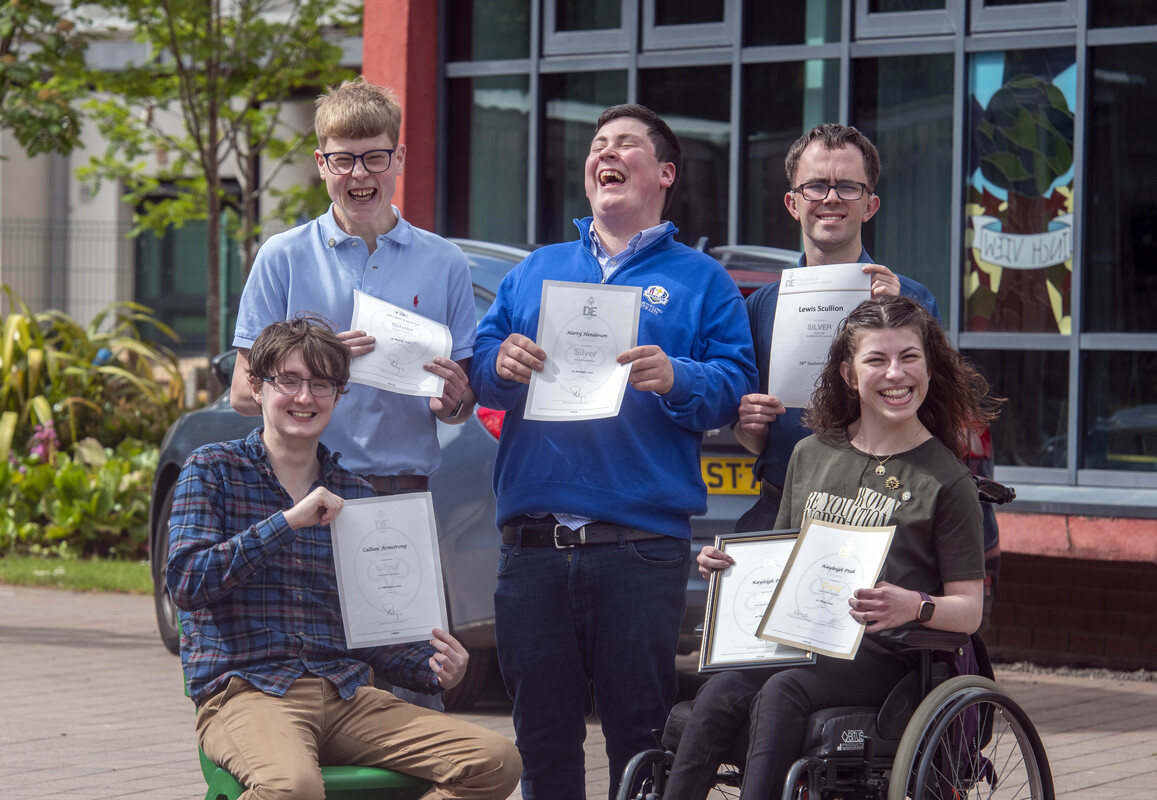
[792,181,871,202]
[321,149,396,175]
[262,375,339,397]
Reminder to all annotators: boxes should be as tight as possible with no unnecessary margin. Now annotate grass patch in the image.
[0,555,152,594]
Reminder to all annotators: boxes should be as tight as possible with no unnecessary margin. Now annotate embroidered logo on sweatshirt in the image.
[643,285,669,306]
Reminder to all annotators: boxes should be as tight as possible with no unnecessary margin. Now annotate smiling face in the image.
[784,141,881,265]
[252,348,341,448]
[840,325,929,433]
[585,116,676,237]
[316,132,405,242]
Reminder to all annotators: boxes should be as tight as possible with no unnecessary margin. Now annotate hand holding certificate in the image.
[348,290,453,397]
[329,492,449,649]
[768,263,870,408]
[525,280,642,421]
[755,519,894,660]
[700,531,816,672]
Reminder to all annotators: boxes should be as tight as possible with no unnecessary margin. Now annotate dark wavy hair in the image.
[246,312,351,396]
[804,296,1001,457]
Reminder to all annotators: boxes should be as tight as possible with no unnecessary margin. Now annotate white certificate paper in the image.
[330,492,449,649]
[769,263,870,408]
[525,280,641,421]
[756,518,894,660]
[348,290,452,397]
[700,531,816,673]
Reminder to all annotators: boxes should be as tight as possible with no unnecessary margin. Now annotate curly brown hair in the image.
[804,296,1001,457]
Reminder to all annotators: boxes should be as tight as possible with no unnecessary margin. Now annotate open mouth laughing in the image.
[598,169,625,187]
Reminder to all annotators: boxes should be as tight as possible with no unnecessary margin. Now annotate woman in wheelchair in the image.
[666,295,1000,800]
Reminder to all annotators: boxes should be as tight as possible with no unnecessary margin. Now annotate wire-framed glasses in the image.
[262,375,339,397]
[321,149,396,175]
[792,181,870,201]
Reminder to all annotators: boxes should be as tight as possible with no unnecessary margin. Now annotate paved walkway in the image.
[2,584,1155,798]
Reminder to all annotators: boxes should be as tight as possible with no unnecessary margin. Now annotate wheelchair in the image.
[618,477,1051,800]
[617,627,1053,800]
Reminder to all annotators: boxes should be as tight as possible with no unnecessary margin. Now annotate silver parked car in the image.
[148,239,790,709]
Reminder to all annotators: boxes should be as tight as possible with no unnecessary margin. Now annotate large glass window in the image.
[746,0,840,46]
[654,0,723,26]
[639,65,731,247]
[446,75,530,243]
[556,0,621,30]
[968,349,1069,468]
[447,0,530,61]
[963,48,1076,334]
[852,53,954,318]
[135,217,242,355]
[742,60,839,248]
[540,71,629,244]
[1085,43,1157,333]
[869,0,944,9]
[1083,351,1157,473]
[1091,1,1157,26]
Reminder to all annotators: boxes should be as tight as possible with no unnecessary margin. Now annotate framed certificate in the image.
[756,518,894,660]
[699,530,816,673]
[329,492,449,649]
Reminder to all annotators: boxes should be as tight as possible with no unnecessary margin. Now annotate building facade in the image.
[364,0,1157,666]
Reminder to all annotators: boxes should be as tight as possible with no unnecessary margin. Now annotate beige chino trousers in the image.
[196,676,520,800]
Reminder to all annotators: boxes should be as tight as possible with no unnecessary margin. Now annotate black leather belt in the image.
[365,474,429,494]
[501,518,663,548]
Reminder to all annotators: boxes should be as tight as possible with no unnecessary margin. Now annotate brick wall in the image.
[986,552,1157,670]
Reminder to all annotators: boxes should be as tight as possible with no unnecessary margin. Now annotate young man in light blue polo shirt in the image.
[230,78,476,709]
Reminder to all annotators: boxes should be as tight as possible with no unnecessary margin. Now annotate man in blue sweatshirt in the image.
[470,104,757,800]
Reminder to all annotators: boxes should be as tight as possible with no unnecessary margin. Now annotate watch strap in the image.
[917,591,935,623]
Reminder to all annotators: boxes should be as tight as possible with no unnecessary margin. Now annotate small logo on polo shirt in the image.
[413,294,419,308]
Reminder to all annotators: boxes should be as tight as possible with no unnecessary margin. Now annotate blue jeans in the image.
[495,533,690,800]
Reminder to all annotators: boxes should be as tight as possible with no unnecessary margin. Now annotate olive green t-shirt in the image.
[774,430,985,595]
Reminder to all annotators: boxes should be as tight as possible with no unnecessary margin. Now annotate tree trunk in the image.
[988,193,1057,333]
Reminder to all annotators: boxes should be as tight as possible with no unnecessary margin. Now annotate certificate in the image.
[525,280,641,421]
[330,492,449,649]
[756,518,894,660]
[699,530,816,673]
[768,263,870,408]
[348,290,453,397]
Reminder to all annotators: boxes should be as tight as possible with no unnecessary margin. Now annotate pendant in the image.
[874,465,886,476]
[885,476,900,490]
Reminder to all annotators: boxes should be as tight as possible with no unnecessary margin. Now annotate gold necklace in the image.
[858,427,923,481]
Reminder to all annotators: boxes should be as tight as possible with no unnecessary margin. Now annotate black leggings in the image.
[740,643,912,799]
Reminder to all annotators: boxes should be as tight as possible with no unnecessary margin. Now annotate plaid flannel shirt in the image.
[167,429,440,705]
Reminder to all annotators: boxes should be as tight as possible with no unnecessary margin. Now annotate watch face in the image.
[918,600,935,622]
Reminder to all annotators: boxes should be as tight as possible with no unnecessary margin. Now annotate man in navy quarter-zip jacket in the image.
[470,104,757,800]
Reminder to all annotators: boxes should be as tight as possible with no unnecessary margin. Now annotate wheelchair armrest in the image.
[873,623,970,653]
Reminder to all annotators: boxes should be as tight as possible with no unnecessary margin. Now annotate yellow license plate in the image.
[701,457,759,495]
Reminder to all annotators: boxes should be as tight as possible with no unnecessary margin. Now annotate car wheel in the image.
[441,647,494,712]
[153,483,180,655]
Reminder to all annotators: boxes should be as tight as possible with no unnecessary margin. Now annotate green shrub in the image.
[1,433,157,559]
[1,286,185,456]
[1,286,182,558]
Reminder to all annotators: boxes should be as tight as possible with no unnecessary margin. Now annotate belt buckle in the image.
[553,524,586,549]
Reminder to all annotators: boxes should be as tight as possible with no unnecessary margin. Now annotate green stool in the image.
[178,622,429,799]
[196,746,429,800]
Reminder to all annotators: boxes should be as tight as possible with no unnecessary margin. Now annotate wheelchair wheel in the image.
[887,676,1053,800]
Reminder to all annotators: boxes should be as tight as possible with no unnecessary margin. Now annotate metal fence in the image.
[0,218,135,327]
